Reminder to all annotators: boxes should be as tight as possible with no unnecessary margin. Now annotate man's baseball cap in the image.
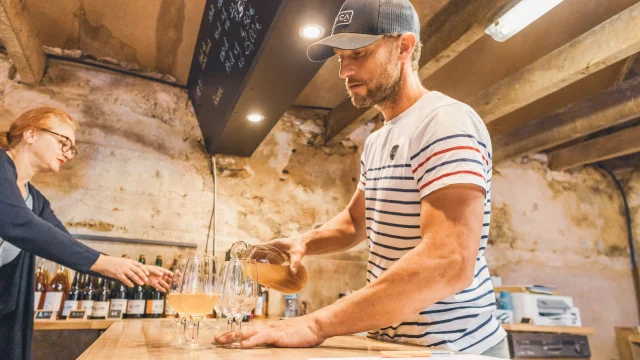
[307,0,421,62]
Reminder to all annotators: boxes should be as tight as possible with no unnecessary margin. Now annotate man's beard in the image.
[347,57,403,108]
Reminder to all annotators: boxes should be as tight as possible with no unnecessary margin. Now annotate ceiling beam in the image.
[324,0,511,146]
[616,53,639,85]
[0,0,45,85]
[548,126,640,171]
[469,2,640,123]
[493,77,640,162]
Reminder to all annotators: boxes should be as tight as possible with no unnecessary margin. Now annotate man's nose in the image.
[339,58,356,79]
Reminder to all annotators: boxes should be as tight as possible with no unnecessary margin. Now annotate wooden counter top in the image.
[78,319,502,359]
[34,319,118,331]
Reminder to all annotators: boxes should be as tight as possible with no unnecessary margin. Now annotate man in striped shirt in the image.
[215,0,508,357]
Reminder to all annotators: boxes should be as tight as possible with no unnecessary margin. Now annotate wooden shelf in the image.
[34,319,119,331]
[494,286,559,295]
[502,323,595,335]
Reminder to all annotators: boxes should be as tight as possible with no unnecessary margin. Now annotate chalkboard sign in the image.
[188,0,287,155]
[34,310,55,320]
[67,310,87,320]
[107,309,123,319]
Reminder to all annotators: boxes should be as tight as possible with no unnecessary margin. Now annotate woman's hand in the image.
[144,265,173,292]
[90,255,150,287]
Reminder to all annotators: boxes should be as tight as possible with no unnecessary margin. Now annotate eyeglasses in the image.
[40,129,78,159]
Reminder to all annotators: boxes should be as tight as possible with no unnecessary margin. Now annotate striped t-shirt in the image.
[359,91,505,354]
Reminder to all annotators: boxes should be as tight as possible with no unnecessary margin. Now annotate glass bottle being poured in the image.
[228,241,308,295]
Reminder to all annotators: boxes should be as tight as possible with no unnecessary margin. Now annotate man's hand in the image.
[214,316,326,348]
[144,265,173,292]
[262,237,307,275]
[90,254,149,287]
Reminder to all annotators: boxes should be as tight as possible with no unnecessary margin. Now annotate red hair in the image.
[0,107,77,150]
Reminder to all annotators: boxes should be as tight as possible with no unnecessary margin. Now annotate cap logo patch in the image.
[334,10,353,29]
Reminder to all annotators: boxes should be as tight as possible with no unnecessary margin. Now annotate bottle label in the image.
[254,296,264,316]
[34,292,42,311]
[127,300,145,315]
[62,300,79,316]
[146,300,164,315]
[164,301,176,316]
[92,301,109,317]
[110,299,128,312]
[43,292,64,311]
[81,300,94,316]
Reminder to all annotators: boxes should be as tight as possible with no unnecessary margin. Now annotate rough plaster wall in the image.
[0,54,637,357]
[488,157,638,360]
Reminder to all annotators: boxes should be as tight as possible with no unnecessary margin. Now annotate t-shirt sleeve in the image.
[409,104,491,199]
[357,154,367,192]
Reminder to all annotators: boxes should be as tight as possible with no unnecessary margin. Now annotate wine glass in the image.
[166,258,190,348]
[179,255,221,350]
[220,258,258,348]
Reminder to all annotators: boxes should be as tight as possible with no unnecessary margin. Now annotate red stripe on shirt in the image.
[419,170,486,191]
[360,181,366,187]
[412,146,488,174]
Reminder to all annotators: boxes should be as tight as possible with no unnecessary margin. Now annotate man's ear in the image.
[398,33,417,63]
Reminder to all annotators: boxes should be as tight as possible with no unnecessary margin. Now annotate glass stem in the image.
[234,315,243,346]
[227,317,233,332]
[179,316,187,342]
[191,316,202,345]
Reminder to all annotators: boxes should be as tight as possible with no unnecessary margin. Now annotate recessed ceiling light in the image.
[247,113,265,122]
[299,24,325,40]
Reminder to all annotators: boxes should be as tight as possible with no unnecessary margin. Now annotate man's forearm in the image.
[309,239,474,338]
[301,208,366,255]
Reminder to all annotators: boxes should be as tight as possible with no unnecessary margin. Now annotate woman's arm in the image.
[0,175,101,273]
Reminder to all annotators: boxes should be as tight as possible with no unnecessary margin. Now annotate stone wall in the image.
[1,54,638,358]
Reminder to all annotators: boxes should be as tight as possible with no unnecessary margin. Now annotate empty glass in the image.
[220,258,258,348]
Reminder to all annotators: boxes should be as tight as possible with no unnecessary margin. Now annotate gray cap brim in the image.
[307,33,384,62]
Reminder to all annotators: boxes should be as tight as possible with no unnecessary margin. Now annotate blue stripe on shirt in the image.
[474,265,488,278]
[410,134,488,161]
[420,302,496,315]
[379,328,466,340]
[426,314,494,348]
[459,322,502,352]
[458,277,491,295]
[366,187,420,193]
[367,217,420,229]
[367,176,415,181]
[366,208,420,217]
[369,238,416,251]
[380,314,480,331]
[368,227,422,240]
[416,158,484,184]
[368,261,387,271]
[370,251,400,262]
[367,163,412,172]
[366,197,421,205]
[436,290,494,305]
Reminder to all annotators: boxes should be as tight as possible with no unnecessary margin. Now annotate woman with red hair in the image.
[0,107,172,360]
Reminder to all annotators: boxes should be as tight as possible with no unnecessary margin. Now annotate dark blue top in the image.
[0,150,101,360]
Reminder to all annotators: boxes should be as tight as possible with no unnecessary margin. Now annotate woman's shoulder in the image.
[0,150,17,180]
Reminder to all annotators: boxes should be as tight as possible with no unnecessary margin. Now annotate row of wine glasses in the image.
[167,255,258,349]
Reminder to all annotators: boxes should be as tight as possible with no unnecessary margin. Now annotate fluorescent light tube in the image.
[485,0,563,42]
